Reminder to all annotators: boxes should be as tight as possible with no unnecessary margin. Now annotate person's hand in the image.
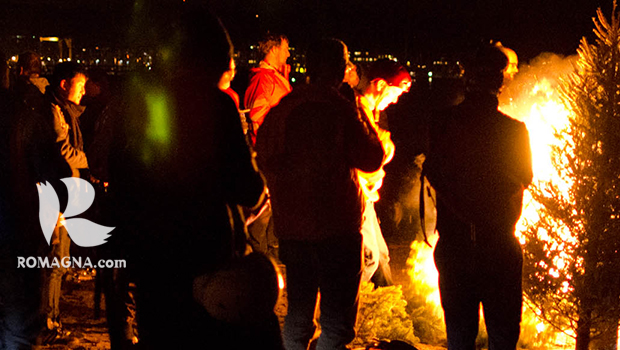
[239,109,250,134]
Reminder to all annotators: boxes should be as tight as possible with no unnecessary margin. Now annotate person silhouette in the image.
[256,38,384,350]
[110,4,272,349]
[425,43,533,350]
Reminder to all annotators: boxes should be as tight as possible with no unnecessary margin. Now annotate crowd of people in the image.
[0,3,532,350]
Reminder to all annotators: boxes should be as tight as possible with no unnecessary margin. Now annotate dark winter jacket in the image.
[111,73,266,274]
[256,84,385,241]
[425,92,533,242]
[48,90,89,178]
[11,88,88,187]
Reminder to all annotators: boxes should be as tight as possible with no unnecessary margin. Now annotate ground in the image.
[34,271,110,350]
[35,243,444,350]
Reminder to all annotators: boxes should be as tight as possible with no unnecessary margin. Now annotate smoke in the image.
[499,52,577,122]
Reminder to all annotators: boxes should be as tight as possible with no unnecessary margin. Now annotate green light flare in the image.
[145,90,172,144]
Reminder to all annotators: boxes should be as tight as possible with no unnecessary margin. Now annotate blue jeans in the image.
[280,235,362,350]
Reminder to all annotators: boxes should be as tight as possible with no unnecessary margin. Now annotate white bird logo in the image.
[37,178,114,247]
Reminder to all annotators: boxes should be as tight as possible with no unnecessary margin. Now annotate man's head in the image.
[305,38,349,88]
[343,61,360,88]
[50,62,88,105]
[463,44,509,95]
[362,59,412,111]
[18,51,42,77]
[149,4,233,85]
[259,33,290,70]
[179,7,233,83]
[495,42,518,82]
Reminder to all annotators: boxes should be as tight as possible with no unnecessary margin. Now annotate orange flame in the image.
[499,53,577,348]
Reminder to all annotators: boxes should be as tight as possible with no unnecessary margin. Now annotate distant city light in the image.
[3,34,463,82]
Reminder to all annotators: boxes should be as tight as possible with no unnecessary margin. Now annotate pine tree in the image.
[522,3,620,349]
[353,282,419,348]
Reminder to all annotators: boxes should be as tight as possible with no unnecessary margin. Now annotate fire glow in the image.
[499,54,577,347]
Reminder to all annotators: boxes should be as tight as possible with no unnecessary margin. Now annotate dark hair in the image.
[463,44,508,93]
[50,62,87,88]
[18,51,42,76]
[258,33,288,58]
[305,38,347,87]
[366,59,411,86]
[160,4,233,83]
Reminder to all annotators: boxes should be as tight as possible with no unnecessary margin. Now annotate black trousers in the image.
[434,233,523,350]
[280,235,363,350]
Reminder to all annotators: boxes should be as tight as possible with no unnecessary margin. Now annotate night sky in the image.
[1,0,614,62]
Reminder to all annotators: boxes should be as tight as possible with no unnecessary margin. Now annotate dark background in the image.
[0,0,613,62]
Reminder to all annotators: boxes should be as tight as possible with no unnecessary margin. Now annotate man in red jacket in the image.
[244,33,292,145]
[244,33,292,259]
